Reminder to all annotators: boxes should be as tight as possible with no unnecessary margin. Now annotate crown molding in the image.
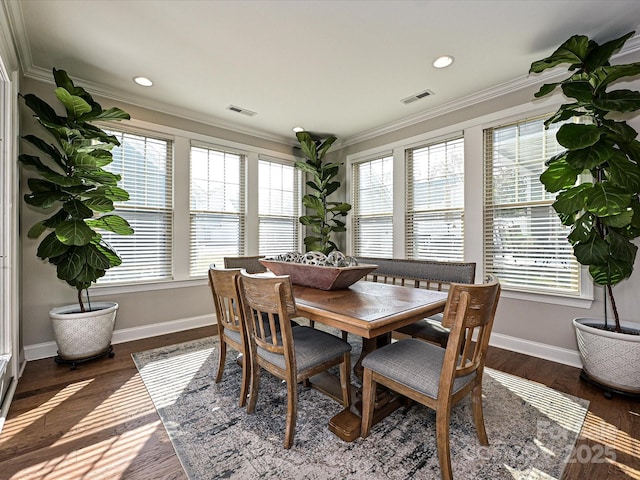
[341,31,640,148]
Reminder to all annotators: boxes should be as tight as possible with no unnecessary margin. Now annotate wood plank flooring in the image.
[0,327,638,479]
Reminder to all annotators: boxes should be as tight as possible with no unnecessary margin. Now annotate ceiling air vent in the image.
[401,89,434,105]
[226,105,257,117]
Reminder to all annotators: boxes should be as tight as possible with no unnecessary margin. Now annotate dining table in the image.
[292,280,448,441]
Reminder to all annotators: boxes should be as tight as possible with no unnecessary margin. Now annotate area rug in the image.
[132,336,589,480]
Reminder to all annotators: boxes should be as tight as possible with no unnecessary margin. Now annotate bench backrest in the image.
[354,257,476,291]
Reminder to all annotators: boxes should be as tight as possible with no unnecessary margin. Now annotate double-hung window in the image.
[101,129,173,283]
[406,137,464,261]
[483,116,581,295]
[258,158,301,256]
[351,155,393,257]
[189,144,245,276]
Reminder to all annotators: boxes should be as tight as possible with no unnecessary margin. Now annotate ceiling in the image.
[6,0,640,145]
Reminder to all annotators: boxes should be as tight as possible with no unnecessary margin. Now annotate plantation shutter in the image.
[190,144,245,276]
[406,137,464,261]
[258,157,301,256]
[483,116,581,295]
[100,129,173,283]
[352,155,393,257]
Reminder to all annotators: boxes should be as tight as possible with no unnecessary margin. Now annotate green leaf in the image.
[533,82,560,98]
[586,183,631,217]
[593,90,640,112]
[22,135,65,170]
[565,141,614,170]
[84,196,115,213]
[601,119,638,143]
[56,220,96,246]
[584,31,634,71]
[42,208,68,228]
[85,243,112,269]
[40,171,84,187]
[87,215,134,235]
[552,183,591,215]
[556,123,602,149]
[294,161,317,176]
[608,229,638,263]
[88,107,130,121]
[589,258,632,286]
[608,150,640,192]
[325,181,340,196]
[24,190,65,209]
[22,93,61,125]
[602,209,634,228]
[540,157,581,192]
[574,233,609,266]
[299,215,321,226]
[57,247,85,281]
[592,63,640,92]
[327,202,352,213]
[27,221,47,239]
[567,212,594,244]
[529,35,590,73]
[94,242,122,268]
[543,104,585,126]
[316,136,336,159]
[37,231,69,259]
[561,82,593,102]
[63,199,94,219]
[18,154,59,176]
[55,87,92,119]
[302,195,323,211]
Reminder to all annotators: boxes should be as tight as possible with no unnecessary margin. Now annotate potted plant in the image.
[19,68,133,367]
[530,31,640,395]
[294,131,352,254]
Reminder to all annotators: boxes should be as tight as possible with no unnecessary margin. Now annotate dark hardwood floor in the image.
[0,327,637,479]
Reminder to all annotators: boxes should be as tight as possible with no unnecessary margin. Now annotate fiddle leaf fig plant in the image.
[19,68,133,312]
[294,131,351,254]
[530,31,640,332]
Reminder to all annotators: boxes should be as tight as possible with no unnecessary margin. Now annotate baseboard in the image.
[24,314,582,368]
[489,332,582,369]
[23,314,216,361]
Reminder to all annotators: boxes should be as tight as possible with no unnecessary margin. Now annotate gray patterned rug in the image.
[132,335,589,480]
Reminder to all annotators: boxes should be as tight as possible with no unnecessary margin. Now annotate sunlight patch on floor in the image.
[0,379,93,446]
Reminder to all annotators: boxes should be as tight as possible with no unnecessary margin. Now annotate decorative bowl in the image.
[259,259,377,290]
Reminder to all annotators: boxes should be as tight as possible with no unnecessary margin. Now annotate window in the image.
[258,158,300,256]
[352,155,393,257]
[406,137,464,261]
[101,129,173,283]
[484,116,581,295]
[190,144,245,276]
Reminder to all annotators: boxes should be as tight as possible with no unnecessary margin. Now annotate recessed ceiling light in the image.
[433,55,454,69]
[292,127,305,133]
[133,76,153,87]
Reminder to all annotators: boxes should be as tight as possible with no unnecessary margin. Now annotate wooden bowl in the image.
[258,260,377,290]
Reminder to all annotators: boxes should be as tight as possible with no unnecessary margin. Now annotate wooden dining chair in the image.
[360,275,501,480]
[237,271,352,449]
[208,267,251,408]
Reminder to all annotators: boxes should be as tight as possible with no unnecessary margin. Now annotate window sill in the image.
[501,288,594,309]
[89,278,209,297]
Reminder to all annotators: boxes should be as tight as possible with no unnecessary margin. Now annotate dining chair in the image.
[237,271,352,449]
[223,255,267,273]
[360,275,501,480]
[208,267,251,408]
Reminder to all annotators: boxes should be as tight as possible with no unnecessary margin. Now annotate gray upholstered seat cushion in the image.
[362,338,475,399]
[223,327,242,344]
[397,314,449,338]
[257,326,351,372]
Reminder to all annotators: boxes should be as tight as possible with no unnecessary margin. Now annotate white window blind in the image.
[484,116,581,295]
[258,158,300,256]
[406,137,464,261]
[100,130,174,283]
[352,155,393,257]
[190,144,245,276]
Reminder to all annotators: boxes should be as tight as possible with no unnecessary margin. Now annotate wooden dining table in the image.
[292,280,448,441]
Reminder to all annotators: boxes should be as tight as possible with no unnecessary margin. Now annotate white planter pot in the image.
[49,302,118,361]
[574,317,640,394]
